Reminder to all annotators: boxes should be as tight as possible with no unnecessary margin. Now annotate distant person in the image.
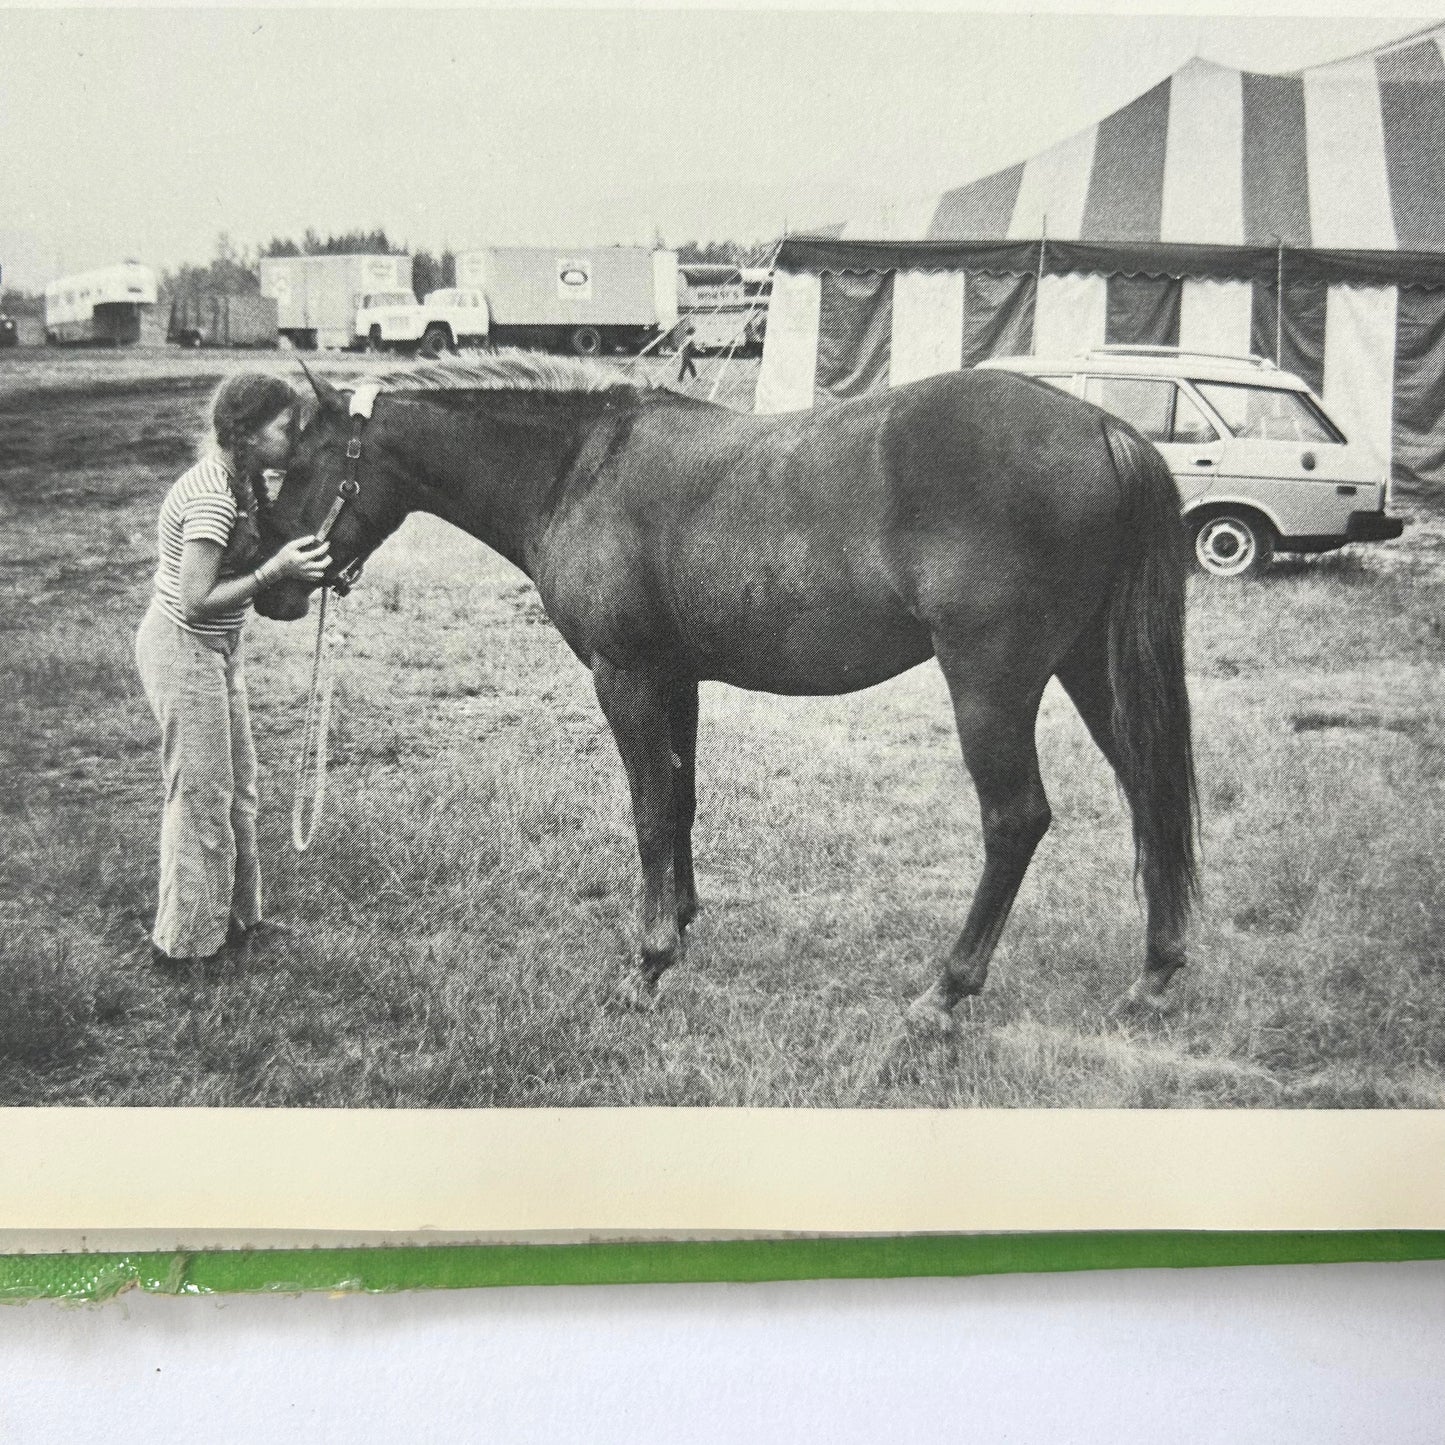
[134,374,328,969]
[677,324,699,382]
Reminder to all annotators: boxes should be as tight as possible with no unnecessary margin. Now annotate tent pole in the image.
[1276,238,1284,367]
[1033,216,1047,356]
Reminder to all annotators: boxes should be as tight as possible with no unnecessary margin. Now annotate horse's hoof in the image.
[1109,978,1175,1022]
[609,971,660,1014]
[904,986,957,1035]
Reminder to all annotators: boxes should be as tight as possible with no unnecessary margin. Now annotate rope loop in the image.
[291,587,343,853]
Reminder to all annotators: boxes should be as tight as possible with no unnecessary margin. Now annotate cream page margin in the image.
[1,0,1442,1244]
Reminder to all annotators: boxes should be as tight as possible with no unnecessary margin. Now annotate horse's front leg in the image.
[593,656,679,1004]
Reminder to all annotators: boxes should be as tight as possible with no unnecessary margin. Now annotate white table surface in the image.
[4,1261,1443,1441]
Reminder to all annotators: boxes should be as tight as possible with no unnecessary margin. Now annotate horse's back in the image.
[669,369,1122,522]
[540,371,1134,691]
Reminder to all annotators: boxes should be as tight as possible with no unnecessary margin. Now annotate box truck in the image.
[258,254,413,350]
[168,292,279,348]
[454,246,678,356]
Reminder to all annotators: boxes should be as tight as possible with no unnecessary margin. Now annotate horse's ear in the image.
[297,360,346,414]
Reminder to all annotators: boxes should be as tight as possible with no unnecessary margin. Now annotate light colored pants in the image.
[135,601,262,958]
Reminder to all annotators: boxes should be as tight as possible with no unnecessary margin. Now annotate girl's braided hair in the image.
[206,372,300,568]
[209,372,299,475]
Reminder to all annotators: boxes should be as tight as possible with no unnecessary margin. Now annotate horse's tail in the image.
[1100,421,1200,940]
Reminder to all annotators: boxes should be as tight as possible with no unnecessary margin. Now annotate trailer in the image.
[44,262,158,345]
[257,253,413,350]
[454,246,678,356]
[675,263,770,357]
[168,291,279,349]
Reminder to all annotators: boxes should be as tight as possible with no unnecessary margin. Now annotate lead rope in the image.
[289,380,375,852]
[291,586,344,853]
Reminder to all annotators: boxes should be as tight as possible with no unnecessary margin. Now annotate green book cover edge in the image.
[2,1232,1443,1302]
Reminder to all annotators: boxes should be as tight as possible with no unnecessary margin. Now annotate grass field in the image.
[2,347,1443,1108]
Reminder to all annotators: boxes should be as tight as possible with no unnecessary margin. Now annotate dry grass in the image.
[1,355,1442,1107]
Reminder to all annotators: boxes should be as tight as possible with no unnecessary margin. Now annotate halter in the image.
[313,381,380,595]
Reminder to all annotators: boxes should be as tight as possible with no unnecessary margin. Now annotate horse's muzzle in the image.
[253,579,313,622]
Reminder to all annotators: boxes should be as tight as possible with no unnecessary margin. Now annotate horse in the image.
[256,352,1198,1024]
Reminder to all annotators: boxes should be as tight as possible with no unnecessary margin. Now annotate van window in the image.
[1193,381,1341,444]
[1083,377,1174,443]
[1172,390,1218,444]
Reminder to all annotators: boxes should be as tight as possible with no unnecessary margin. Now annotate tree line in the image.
[157,229,458,302]
[162,231,780,299]
[1,230,780,314]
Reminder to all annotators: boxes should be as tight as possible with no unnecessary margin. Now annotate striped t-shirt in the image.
[153,454,250,637]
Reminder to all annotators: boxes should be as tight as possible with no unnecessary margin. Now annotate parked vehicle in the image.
[258,253,413,350]
[980,346,1405,577]
[44,262,157,345]
[356,287,490,355]
[675,264,767,357]
[454,246,678,355]
[167,291,278,348]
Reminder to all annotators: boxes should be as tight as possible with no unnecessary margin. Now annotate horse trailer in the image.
[44,262,158,345]
[168,291,279,349]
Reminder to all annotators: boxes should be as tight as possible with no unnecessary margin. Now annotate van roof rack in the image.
[1085,344,1276,369]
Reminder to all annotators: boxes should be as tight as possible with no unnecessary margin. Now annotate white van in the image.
[980,346,1405,577]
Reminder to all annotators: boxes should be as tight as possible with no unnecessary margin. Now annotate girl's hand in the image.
[263,536,331,585]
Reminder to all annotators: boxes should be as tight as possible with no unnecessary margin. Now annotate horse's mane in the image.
[375,349,654,399]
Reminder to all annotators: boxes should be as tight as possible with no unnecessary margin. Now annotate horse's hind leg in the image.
[909,643,1051,1024]
[667,675,700,932]
[1055,625,1186,1010]
[593,657,679,1003]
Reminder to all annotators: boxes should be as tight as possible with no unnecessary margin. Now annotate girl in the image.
[135,372,330,966]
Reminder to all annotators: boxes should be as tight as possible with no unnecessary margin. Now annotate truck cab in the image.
[355,288,490,355]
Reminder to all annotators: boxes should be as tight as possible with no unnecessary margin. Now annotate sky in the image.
[0,4,1434,292]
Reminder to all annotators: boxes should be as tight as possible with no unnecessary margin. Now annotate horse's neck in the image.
[393,396,601,574]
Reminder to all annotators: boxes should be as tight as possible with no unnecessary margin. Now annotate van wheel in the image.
[420,325,453,358]
[1192,510,1275,579]
[570,326,602,357]
[367,326,387,354]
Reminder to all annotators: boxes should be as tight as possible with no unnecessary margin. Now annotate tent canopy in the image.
[783,26,1445,277]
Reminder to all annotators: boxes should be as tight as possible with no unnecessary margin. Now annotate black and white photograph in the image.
[2,1,1443,1154]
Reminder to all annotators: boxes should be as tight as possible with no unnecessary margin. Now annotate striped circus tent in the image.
[755,26,1445,487]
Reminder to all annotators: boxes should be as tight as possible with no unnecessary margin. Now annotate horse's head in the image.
[254,365,409,621]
